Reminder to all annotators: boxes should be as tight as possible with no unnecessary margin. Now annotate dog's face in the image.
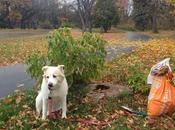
[42,65,65,90]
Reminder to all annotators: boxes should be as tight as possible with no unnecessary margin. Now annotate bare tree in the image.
[116,0,132,22]
[75,0,96,32]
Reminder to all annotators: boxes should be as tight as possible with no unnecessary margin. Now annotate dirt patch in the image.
[87,82,131,102]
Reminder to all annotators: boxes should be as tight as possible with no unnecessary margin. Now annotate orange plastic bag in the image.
[147,76,175,117]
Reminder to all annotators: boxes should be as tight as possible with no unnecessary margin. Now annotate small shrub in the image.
[61,21,74,28]
[26,28,106,85]
[110,61,148,93]
[127,65,148,93]
[26,54,47,79]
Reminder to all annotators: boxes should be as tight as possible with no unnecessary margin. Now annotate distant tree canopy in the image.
[0,0,174,32]
[0,0,61,29]
[132,0,175,32]
[93,0,119,32]
[132,0,151,31]
[0,0,120,31]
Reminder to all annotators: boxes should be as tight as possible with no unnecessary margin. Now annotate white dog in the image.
[35,65,68,120]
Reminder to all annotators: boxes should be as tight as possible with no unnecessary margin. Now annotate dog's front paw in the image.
[35,112,40,119]
[61,114,67,119]
[42,115,47,120]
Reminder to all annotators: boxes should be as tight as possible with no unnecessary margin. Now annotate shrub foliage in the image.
[26,28,106,85]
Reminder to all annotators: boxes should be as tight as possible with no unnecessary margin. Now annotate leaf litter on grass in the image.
[1,31,175,129]
[0,36,48,66]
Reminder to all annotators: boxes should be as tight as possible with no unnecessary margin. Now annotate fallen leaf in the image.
[16,96,22,104]
[5,97,13,104]
[22,105,28,109]
[166,120,175,129]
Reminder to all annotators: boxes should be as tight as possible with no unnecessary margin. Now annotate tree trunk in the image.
[78,12,86,31]
[152,14,158,33]
[88,23,92,33]
[21,20,24,29]
[77,0,86,32]
[87,12,92,33]
[103,26,108,33]
[86,2,92,33]
[86,14,92,32]
[76,0,94,32]
[152,0,158,33]
[5,2,12,28]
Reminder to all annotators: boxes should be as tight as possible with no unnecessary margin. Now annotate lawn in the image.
[0,36,47,66]
[1,29,175,129]
[142,30,175,39]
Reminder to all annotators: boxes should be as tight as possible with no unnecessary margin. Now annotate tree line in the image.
[0,0,175,32]
[133,0,175,33]
[0,0,60,29]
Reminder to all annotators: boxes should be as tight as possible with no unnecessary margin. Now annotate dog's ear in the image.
[58,65,64,74]
[58,74,64,82]
[42,66,48,72]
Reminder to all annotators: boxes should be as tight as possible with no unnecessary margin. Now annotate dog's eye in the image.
[46,76,49,79]
[53,75,56,78]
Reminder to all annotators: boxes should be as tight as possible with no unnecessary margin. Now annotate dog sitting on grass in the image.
[35,65,68,120]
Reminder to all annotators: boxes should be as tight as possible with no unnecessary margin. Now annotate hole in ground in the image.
[94,84,110,90]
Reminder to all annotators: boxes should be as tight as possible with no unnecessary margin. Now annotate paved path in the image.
[0,64,34,97]
[106,32,152,61]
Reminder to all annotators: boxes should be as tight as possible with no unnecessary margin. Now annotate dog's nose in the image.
[48,83,53,87]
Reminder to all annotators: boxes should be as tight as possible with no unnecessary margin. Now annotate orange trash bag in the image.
[147,76,175,117]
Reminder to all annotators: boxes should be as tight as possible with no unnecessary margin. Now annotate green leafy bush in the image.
[61,21,74,28]
[108,62,148,93]
[127,65,148,93]
[26,54,47,79]
[26,28,106,85]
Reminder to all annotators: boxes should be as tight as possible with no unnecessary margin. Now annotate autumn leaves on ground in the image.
[1,29,175,129]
